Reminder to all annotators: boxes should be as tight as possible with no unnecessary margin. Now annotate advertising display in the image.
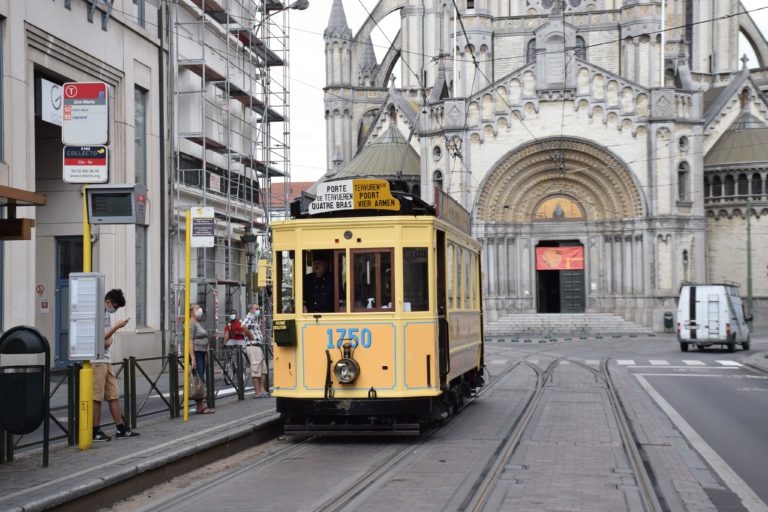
[535,246,584,270]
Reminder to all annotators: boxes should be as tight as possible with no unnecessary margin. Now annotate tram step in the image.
[284,423,421,437]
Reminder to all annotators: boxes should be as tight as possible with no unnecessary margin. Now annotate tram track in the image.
[460,356,665,512]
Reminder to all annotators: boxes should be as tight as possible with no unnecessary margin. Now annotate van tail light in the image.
[676,322,680,334]
[726,323,731,336]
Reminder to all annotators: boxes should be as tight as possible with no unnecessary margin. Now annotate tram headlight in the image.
[333,357,360,383]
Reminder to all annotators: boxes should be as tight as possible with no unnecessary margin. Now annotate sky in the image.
[287,1,768,183]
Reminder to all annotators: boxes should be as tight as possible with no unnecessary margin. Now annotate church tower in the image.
[324,0,354,171]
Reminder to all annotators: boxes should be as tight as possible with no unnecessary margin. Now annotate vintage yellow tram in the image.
[270,179,484,435]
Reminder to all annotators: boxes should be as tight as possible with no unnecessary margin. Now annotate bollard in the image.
[236,346,245,401]
[67,365,77,446]
[129,357,137,429]
[168,353,179,418]
[206,348,215,409]
[122,358,130,428]
[78,361,93,450]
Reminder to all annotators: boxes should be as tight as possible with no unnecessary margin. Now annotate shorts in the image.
[93,362,119,401]
[245,344,267,377]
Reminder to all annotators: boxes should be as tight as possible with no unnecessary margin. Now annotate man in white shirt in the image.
[92,289,140,441]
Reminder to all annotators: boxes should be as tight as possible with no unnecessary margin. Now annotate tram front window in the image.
[403,248,429,311]
[303,250,336,313]
[352,249,393,311]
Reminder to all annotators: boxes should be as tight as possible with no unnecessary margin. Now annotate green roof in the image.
[334,127,421,179]
[705,112,768,167]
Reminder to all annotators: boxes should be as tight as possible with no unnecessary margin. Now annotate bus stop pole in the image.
[183,211,191,421]
[79,185,94,450]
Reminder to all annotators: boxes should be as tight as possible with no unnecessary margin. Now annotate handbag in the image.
[190,369,205,401]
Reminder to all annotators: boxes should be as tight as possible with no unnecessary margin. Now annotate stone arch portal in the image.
[474,137,648,320]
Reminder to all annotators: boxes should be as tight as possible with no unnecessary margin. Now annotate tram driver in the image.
[303,253,334,313]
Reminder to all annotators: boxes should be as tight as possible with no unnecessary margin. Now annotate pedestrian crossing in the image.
[612,359,743,368]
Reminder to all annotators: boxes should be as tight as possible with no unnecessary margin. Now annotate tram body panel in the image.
[447,311,482,382]
[403,319,438,391]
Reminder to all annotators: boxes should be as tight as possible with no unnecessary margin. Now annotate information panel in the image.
[535,246,584,270]
[190,207,215,248]
[63,146,109,183]
[68,273,105,361]
[308,179,400,215]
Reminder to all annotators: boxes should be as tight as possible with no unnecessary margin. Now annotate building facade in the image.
[1,0,166,363]
[323,0,768,329]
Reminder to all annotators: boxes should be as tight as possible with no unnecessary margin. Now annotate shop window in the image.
[403,248,429,312]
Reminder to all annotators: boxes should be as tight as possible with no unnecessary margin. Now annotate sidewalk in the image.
[0,393,279,512]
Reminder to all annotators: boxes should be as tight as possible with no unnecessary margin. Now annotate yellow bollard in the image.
[78,360,94,450]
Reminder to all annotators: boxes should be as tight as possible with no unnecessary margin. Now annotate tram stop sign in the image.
[62,82,109,146]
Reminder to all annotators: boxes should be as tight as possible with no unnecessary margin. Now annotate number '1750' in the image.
[326,328,372,349]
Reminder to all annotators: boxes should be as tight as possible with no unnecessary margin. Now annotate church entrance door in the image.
[535,241,585,313]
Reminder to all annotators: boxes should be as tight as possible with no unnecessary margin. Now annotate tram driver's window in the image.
[352,249,393,311]
[403,248,429,311]
[302,250,339,313]
[276,250,295,313]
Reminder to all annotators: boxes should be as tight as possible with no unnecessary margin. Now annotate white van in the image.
[677,283,751,352]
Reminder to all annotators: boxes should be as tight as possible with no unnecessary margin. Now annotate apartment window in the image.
[132,0,145,27]
[134,87,147,185]
[135,87,148,326]
[135,226,148,326]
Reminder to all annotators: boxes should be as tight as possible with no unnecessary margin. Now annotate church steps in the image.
[484,313,653,338]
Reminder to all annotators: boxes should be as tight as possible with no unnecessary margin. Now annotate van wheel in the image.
[742,335,751,351]
[680,342,688,352]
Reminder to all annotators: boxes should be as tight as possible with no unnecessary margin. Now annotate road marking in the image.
[716,360,743,367]
[528,359,539,365]
[559,360,570,365]
[617,360,635,366]
[635,374,768,511]
[630,366,741,371]
[649,360,670,366]
[682,360,706,366]
[585,360,601,366]
[488,359,508,365]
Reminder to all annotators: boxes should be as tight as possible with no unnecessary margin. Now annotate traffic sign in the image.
[63,146,109,183]
[62,82,109,145]
[190,207,215,248]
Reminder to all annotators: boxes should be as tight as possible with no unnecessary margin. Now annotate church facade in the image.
[323,0,768,330]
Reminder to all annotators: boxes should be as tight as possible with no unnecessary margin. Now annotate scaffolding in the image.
[169,0,292,351]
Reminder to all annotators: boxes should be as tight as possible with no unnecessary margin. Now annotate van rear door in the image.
[704,293,720,340]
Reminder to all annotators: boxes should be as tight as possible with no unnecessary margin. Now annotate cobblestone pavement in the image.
[2,334,767,511]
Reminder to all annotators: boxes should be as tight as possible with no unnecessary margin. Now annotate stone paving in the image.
[0,346,765,511]
[0,392,278,512]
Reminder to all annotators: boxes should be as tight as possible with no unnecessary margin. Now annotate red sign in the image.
[536,246,584,270]
[62,82,109,145]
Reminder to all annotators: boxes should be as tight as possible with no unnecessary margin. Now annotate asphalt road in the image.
[626,349,768,509]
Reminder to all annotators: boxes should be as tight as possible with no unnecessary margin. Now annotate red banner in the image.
[536,246,584,270]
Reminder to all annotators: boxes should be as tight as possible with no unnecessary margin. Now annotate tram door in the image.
[536,242,585,313]
[436,230,449,382]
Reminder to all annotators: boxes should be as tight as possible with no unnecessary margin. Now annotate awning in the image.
[0,185,47,241]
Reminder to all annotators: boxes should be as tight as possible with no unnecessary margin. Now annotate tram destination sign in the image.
[308,179,400,215]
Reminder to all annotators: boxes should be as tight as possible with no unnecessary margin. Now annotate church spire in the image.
[325,0,351,39]
[357,35,378,86]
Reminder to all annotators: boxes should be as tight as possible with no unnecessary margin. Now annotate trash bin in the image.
[663,311,674,332]
[0,326,50,435]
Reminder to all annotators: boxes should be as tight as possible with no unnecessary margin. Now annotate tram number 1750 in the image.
[326,327,373,349]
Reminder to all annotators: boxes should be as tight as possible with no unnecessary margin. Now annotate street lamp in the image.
[241,228,258,306]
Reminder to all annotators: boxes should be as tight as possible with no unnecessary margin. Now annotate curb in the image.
[6,413,282,512]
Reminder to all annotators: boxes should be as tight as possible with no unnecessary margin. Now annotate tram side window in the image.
[471,252,478,309]
[447,243,454,309]
[352,249,393,311]
[403,248,429,312]
[276,250,295,313]
[464,249,471,309]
